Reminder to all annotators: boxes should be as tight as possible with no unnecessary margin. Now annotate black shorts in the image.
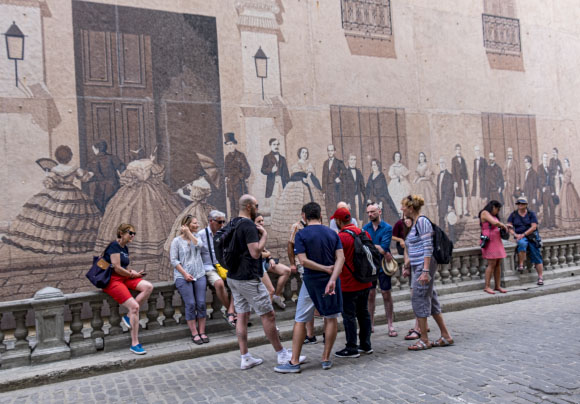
[371,271,392,291]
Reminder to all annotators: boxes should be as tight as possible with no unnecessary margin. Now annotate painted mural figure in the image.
[412,152,438,222]
[538,152,556,229]
[503,147,520,214]
[471,145,487,213]
[436,157,456,242]
[224,132,251,215]
[343,154,366,224]
[549,147,564,196]
[261,138,289,214]
[322,144,347,222]
[521,155,539,210]
[388,151,411,216]
[271,147,326,237]
[485,152,504,204]
[366,158,399,225]
[88,140,126,213]
[2,145,101,254]
[94,149,184,258]
[555,158,580,228]
[451,144,470,218]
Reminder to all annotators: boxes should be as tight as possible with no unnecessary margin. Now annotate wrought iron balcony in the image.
[482,14,522,55]
[341,0,392,39]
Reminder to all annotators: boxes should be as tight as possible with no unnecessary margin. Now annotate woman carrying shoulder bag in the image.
[102,223,153,355]
[479,200,509,295]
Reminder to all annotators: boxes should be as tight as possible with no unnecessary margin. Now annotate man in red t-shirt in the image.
[332,207,373,358]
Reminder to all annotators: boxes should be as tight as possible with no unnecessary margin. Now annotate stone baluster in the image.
[574,242,580,265]
[162,290,177,327]
[283,274,294,304]
[440,263,451,284]
[550,245,559,269]
[479,257,487,279]
[459,255,470,281]
[90,301,105,350]
[0,312,5,353]
[13,310,29,350]
[541,245,550,271]
[566,243,574,267]
[1,309,31,368]
[393,268,401,290]
[433,263,441,285]
[146,295,160,330]
[559,243,567,267]
[469,254,480,280]
[69,303,84,342]
[31,287,70,363]
[210,288,224,320]
[179,294,187,325]
[108,300,122,336]
[450,257,461,283]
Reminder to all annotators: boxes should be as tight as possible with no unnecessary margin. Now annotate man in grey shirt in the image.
[197,210,236,327]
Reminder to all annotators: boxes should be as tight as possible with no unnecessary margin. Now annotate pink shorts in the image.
[103,274,143,304]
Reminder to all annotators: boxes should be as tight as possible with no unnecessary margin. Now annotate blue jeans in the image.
[175,276,207,321]
[516,237,543,264]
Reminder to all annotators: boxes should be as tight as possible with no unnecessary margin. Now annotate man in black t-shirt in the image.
[227,194,303,370]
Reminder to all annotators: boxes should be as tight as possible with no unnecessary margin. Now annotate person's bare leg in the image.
[271,264,290,297]
[305,318,315,339]
[215,280,230,310]
[432,312,452,341]
[291,322,306,364]
[417,317,429,345]
[186,319,198,336]
[483,259,496,294]
[121,298,141,346]
[236,311,250,355]
[197,317,206,335]
[381,290,396,334]
[321,318,338,362]
[536,263,544,278]
[260,311,283,352]
[134,280,153,306]
[518,251,526,268]
[368,287,377,331]
[494,260,507,293]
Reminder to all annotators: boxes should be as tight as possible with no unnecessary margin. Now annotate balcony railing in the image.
[482,14,521,55]
[341,0,392,39]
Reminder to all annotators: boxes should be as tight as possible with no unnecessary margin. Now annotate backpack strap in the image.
[339,229,357,276]
[205,227,215,265]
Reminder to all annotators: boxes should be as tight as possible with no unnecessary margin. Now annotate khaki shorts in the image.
[227,278,273,316]
[206,270,223,287]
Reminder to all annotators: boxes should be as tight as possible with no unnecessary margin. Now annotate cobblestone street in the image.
[1,290,579,404]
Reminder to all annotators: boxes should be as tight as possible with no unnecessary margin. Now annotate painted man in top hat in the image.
[451,143,470,218]
[322,144,347,222]
[261,138,289,213]
[224,132,251,214]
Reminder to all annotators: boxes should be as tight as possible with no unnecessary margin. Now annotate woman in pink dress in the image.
[479,200,509,295]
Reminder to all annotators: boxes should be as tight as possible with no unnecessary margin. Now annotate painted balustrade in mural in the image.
[0,236,579,368]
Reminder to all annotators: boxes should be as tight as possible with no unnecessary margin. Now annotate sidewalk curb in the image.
[1,277,579,393]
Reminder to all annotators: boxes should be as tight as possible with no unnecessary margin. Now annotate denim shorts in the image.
[516,238,543,264]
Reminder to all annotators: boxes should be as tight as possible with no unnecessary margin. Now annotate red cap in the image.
[331,207,351,222]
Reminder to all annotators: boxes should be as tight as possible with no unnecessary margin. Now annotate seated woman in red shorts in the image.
[102,223,153,354]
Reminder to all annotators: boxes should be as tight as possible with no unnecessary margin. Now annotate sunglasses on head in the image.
[128,231,136,236]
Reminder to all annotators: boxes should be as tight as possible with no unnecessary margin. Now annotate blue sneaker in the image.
[122,315,131,330]
[321,360,332,370]
[274,361,301,373]
[130,344,146,355]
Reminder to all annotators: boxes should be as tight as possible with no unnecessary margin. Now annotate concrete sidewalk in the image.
[1,275,579,393]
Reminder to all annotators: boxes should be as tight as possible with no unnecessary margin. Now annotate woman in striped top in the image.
[402,195,454,350]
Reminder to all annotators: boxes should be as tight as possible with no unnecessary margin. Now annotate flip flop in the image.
[408,340,432,351]
[405,330,421,340]
[537,278,544,286]
[191,334,203,345]
[225,313,236,328]
[432,337,454,347]
[200,333,210,343]
[388,329,398,337]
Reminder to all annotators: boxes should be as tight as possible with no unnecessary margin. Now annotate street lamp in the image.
[253,46,268,100]
[4,21,25,87]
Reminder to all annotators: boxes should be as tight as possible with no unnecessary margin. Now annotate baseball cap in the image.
[331,207,351,222]
[516,196,528,204]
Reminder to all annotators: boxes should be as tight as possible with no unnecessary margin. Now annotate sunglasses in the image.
[128,231,136,236]
[216,220,226,224]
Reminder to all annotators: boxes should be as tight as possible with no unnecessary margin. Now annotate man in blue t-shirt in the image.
[363,202,397,337]
[275,202,345,373]
[507,196,545,285]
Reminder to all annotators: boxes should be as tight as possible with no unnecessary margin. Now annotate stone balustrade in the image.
[0,236,579,369]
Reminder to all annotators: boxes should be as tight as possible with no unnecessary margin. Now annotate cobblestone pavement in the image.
[1,290,580,404]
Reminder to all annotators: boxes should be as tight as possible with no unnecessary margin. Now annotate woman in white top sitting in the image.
[170,215,208,344]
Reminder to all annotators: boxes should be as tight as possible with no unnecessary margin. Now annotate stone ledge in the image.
[1,276,579,393]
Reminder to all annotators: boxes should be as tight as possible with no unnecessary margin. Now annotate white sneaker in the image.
[277,349,306,365]
[241,355,263,370]
[272,295,286,309]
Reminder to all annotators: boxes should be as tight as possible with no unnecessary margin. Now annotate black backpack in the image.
[213,217,244,270]
[418,216,453,264]
[340,229,381,283]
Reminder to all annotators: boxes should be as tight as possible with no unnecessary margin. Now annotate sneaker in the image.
[130,344,146,355]
[321,360,333,370]
[272,295,286,309]
[358,347,374,355]
[274,361,301,374]
[241,355,263,370]
[277,349,307,365]
[122,315,131,330]
[304,335,318,345]
[334,348,360,358]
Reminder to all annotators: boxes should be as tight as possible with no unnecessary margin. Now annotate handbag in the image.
[500,227,509,240]
[86,243,113,288]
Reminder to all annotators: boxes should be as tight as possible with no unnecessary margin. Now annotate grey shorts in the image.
[410,260,441,318]
[227,278,273,316]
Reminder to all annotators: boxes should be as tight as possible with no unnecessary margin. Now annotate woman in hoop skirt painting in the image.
[94,148,184,259]
[366,159,399,225]
[412,152,438,222]
[388,151,412,217]
[2,145,101,254]
[271,147,326,238]
[556,158,580,229]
